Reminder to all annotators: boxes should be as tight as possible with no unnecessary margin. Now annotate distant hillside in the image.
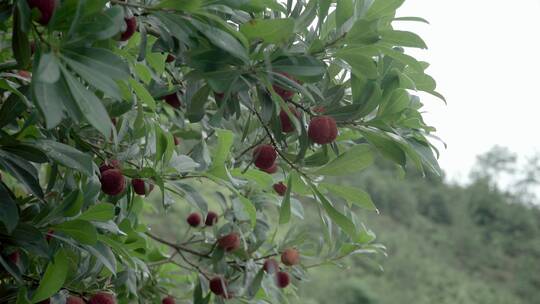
[299,161,540,304]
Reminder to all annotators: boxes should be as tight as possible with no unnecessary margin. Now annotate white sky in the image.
[397,0,540,182]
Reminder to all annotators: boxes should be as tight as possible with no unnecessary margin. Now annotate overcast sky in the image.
[396,0,540,182]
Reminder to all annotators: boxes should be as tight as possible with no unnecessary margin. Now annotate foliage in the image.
[0,0,441,303]
[299,154,540,304]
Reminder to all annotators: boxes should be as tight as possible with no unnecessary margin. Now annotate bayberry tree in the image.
[0,0,443,303]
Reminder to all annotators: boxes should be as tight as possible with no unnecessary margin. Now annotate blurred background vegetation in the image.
[145,145,540,304]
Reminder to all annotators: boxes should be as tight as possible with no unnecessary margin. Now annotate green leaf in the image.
[155,0,201,11]
[61,66,112,138]
[315,144,374,176]
[231,169,273,188]
[78,203,115,222]
[366,0,405,19]
[322,183,376,211]
[31,75,72,129]
[12,8,31,69]
[360,128,406,166]
[35,52,60,84]
[189,19,249,63]
[208,129,234,179]
[129,78,156,110]
[31,249,69,303]
[336,0,353,28]
[247,268,265,298]
[271,55,327,78]
[335,50,378,79]
[85,242,117,273]
[240,18,294,44]
[0,150,43,198]
[0,183,19,233]
[62,48,130,80]
[239,195,257,228]
[186,85,210,122]
[311,183,358,240]
[380,30,428,49]
[34,140,93,176]
[279,177,293,225]
[54,219,98,245]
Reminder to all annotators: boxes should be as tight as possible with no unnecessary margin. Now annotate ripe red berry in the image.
[253,144,277,170]
[273,182,287,196]
[263,258,279,273]
[308,116,338,145]
[99,160,120,174]
[173,136,180,146]
[163,93,181,108]
[28,0,56,25]
[45,229,54,242]
[8,250,20,265]
[209,277,227,296]
[279,107,300,133]
[38,299,50,304]
[281,248,300,266]
[161,296,175,304]
[66,295,85,304]
[131,178,153,196]
[17,70,31,79]
[214,92,225,102]
[166,54,175,63]
[272,72,296,100]
[276,271,290,288]
[186,212,202,227]
[88,292,116,304]
[217,233,241,252]
[100,169,126,196]
[120,17,137,41]
[205,211,219,226]
[261,162,278,174]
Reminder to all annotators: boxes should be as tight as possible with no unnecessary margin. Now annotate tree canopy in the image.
[0,0,442,303]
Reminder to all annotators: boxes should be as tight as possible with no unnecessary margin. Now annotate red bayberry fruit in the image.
[66,296,85,304]
[217,233,241,252]
[38,299,50,304]
[120,17,137,41]
[253,144,277,170]
[161,296,175,304]
[214,92,225,101]
[276,271,290,288]
[205,211,219,226]
[263,258,279,273]
[261,162,278,174]
[272,72,296,100]
[162,93,181,108]
[173,136,180,146]
[45,229,54,242]
[273,182,287,196]
[166,54,175,63]
[281,248,300,266]
[131,178,153,196]
[209,277,228,296]
[100,169,126,196]
[186,212,202,227]
[99,160,120,174]
[28,0,56,25]
[279,107,300,133]
[88,292,116,304]
[8,250,20,264]
[308,116,338,145]
[17,70,31,78]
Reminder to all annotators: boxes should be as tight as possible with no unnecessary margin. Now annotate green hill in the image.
[299,161,540,304]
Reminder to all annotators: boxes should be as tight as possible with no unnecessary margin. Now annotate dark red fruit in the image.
[38,299,50,304]
[100,169,126,196]
[186,212,201,227]
[281,248,300,266]
[312,106,326,113]
[166,54,175,63]
[162,296,175,304]
[120,17,137,41]
[272,72,296,100]
[273,182,287,196]
[263,258,279,273]
[45,229,54,242]
[308,116,338,145]
[66,296,85,304]
[279,107,300,133]
[88,292,116,304]
[205,211,219,226]
[28,0,56,25]
[163,93,181,108]
[261,162,278,174]
[99,160,120,174]
[209,277,227,296]
[8,250,20,264]
[276,271,290,288]
[214,92,225,104]
[131,178,153,196]
[173,136,180,146]
[253,144,277,170]
[18,70,31,78]
[217,233,241,252]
